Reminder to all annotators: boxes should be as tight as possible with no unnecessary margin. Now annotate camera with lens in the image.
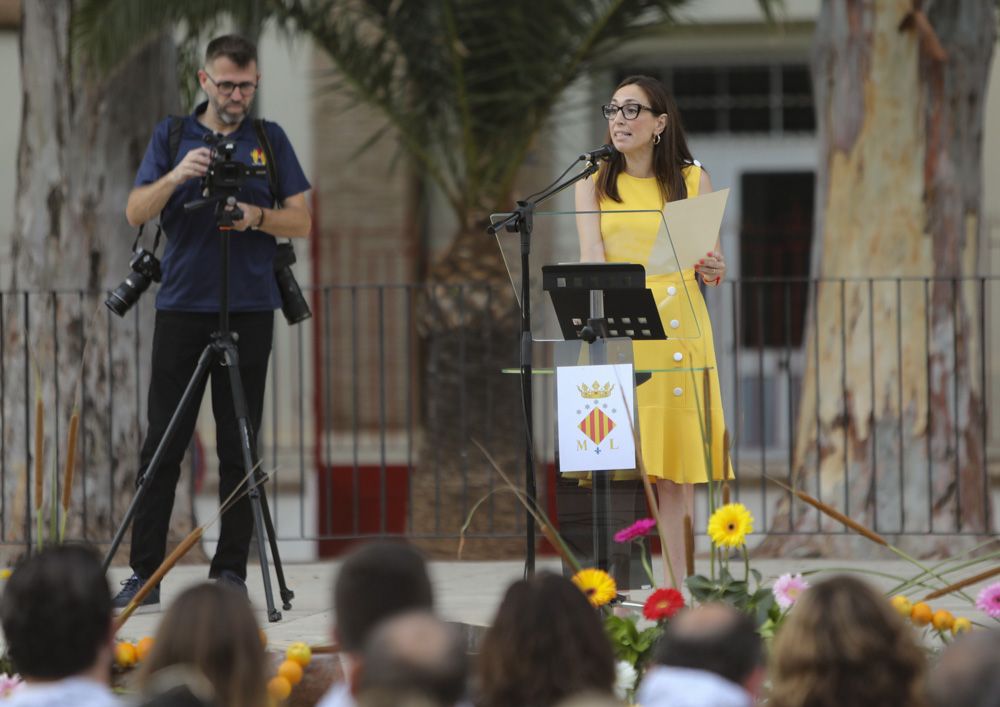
[105,247,162,317]
[274,242,311,324]
[205,139,267,194]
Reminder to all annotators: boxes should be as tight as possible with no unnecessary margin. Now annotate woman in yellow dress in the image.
[576,75,729,588]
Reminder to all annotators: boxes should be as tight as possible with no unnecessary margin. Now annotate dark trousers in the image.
[130,310,274,581]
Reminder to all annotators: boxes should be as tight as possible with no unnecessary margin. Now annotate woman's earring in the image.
[653,133,662,145]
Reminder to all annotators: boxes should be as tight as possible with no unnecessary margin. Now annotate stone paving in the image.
[108,555,993,649]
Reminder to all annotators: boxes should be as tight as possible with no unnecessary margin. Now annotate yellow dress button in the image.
[669,319,680,329]
[673,387,683,397]
[673,352,683,362]
[667,286,677,296]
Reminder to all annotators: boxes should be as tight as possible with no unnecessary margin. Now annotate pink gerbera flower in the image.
[975,581,1000,619]
[772,573,810,610]
[614,517,657,544]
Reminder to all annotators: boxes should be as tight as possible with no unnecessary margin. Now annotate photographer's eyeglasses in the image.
[602,103,654,121]
[204,72,258,96]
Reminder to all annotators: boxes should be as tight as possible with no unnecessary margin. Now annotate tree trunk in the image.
[761,0,995,557]
[409,223,526,558]
[0,2,197,560]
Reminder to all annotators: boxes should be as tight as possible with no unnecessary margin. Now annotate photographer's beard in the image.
[210,92,252,127]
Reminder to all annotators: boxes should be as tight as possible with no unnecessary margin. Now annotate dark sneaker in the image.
[112,574,160,612]
[214,569,249,600]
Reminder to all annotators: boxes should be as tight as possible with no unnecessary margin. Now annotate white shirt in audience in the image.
[636,666,752,707]
[315,682,354,707]
[2,677,119,707]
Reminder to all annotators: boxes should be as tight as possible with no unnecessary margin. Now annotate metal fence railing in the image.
[0,277,997,555]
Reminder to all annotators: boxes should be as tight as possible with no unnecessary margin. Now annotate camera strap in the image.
[251,119,281,210]
[131,223,164,254]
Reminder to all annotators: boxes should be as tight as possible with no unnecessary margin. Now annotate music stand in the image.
[544,262,665,583]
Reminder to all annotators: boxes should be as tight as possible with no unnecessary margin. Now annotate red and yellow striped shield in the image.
[578,408,615,445]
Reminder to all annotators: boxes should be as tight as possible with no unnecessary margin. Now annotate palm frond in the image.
[72,0,278,74]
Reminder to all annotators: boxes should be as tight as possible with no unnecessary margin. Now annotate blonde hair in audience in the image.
[769,574,927,707]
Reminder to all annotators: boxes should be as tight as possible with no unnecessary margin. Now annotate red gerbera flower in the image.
[643,588,685,622]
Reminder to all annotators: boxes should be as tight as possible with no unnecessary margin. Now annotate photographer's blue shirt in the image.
[133,102,311,312]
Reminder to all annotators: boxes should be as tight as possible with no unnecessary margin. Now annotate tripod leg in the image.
[102,345,216,573]
[254,487,295,609]
[221,345,282,622]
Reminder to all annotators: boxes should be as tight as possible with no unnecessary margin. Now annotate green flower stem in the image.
[886,549,999,601]
[886,544,972,602]
[802,565,975,599]
[640,538,656,588]
[743,544,750,583]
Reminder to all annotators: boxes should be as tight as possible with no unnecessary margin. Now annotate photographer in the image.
[115,34,311,610]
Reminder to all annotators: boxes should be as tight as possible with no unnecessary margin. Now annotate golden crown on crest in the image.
[577,381,614,399]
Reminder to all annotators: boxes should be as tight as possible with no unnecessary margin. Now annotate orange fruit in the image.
[890,595,912,617]
[910,602,933,626]
[952,617,972,635]
[267,676,292,701]
[286,642,312,667]
[932,609,954,632]
[115,641,138,667]
[136,636,155,661]
[277,659,304,686]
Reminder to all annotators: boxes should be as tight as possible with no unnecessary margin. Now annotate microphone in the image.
[578,144,617,162]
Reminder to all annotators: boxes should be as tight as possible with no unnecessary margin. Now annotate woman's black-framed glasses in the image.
[204,71,258,96]
[602,103,653,120]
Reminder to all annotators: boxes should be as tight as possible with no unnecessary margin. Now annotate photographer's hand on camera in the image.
[228,201,265,232]
[168,147,211,186]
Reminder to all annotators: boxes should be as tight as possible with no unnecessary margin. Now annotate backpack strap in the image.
[167,115,184,167]
[252,118,282,209]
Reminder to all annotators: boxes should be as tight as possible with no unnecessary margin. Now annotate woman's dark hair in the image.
[596,74,695,205]
[475,572,616,707]
[0,544,111,679]
[137,583,268,707]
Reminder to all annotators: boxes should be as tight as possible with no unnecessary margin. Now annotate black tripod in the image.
[102,195,293,622]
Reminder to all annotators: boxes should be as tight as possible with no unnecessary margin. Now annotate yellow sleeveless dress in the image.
[599,166,729,484]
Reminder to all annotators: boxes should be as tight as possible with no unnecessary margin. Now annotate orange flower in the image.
[910,602,933,626]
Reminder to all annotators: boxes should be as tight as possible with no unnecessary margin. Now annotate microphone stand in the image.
[487,157,603,577]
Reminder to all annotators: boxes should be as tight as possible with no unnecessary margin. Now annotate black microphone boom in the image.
[578,144,617,162]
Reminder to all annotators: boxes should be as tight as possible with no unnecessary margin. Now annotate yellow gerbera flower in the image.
[572,568,617,608]
[707,503,753,547]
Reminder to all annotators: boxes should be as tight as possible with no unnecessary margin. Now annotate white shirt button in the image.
[667,286,677,296]
[669,319,680,329]
[673,352,683,362]
[673,387,683,397]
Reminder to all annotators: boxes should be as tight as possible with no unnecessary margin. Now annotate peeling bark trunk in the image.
[0,2,197,559]
[761,0,995,557]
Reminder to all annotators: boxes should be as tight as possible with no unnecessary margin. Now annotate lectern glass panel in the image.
[490,209,704,341]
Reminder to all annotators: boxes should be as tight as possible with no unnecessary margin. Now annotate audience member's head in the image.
[135,665,218,707]
[926,627,1000,707]
[136,582,267,707]
[475,572,616,707]
[334,541,434,653]
[354,611,467,707]
[0,544,113,682]
[652,602,765,693]
[769,574,927,707]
